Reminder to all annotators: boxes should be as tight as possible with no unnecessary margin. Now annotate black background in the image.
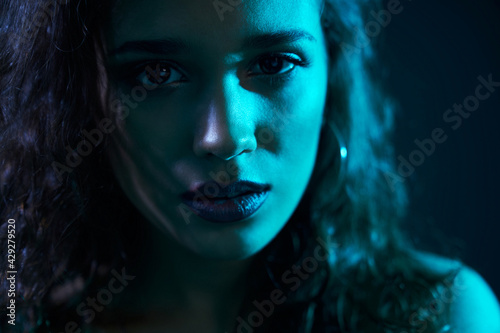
[377,0,500,297]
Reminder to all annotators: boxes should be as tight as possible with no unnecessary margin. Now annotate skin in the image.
[102,0,328,331]
[100,0,500,331]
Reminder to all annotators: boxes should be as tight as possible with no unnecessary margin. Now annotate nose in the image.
[193,74,257,160]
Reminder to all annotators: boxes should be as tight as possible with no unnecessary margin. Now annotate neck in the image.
[121,219,254,330]
[150,225,253,306]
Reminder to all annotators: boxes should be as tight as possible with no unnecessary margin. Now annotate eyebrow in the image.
[108,38,188,57]
[108,29,316,56]
[242,29,316,49]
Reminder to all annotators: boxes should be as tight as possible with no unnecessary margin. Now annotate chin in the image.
[166,208,288,261]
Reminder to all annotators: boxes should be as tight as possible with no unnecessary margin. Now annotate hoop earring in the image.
[326,120,348,184]
[313,119,348,216]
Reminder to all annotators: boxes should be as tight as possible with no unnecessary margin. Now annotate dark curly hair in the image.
[0,0,459,332]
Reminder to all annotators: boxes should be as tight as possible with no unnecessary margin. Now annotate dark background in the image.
[377,0,500,297]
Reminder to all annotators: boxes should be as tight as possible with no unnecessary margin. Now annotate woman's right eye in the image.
[129,61,186,87]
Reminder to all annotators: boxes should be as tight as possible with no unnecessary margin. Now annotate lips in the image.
[181,180,270,223]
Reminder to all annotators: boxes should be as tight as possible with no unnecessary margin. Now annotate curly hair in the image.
[0,0,459,332]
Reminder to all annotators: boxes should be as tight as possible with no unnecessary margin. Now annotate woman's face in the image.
[105,0,328,260]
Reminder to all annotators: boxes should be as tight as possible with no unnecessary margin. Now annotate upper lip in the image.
[182,180,270,200]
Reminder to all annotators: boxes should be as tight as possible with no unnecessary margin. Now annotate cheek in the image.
[273,82,327,159]
[104,95,191,213]
[120,98,187,147]
[109,94,199,174]
[263,90,325,204]
[270,56,328,158]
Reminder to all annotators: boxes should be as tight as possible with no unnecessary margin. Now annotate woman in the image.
[0,0,499,332]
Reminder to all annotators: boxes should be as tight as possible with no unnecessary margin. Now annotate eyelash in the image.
[119,52,308,88]
[119,61,187,88]
[248,53,308,78]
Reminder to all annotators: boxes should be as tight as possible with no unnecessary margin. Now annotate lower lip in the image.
[182,191,269,223]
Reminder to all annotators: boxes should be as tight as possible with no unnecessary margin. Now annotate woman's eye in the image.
[134,62,185,86]
[249,54,303,76]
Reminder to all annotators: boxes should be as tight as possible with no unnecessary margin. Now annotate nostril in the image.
[193,116,257,160]
[192,83,258,159]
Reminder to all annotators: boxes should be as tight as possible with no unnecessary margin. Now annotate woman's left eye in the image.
[249,53,304,76]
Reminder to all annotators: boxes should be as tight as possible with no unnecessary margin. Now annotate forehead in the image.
[107,0,323,50]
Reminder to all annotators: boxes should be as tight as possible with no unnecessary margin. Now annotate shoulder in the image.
[409,250,500,332]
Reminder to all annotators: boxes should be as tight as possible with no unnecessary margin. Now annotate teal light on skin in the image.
[105,0,328,261]
[102,2,329,329]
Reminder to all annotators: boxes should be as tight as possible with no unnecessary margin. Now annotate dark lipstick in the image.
[181,180,270,223]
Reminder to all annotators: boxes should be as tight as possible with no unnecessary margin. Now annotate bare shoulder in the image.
[410,250,500,332]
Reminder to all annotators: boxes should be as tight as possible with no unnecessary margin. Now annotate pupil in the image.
[147,64,171,84]
[261,57,283,74]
